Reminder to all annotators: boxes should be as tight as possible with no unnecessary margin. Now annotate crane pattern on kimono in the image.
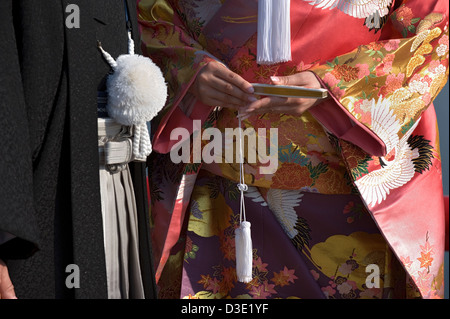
[354,97,433,208]
[303,0,393,32]
[244,187,312,251]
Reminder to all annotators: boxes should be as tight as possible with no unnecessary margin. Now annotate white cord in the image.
[235,111,252,283]
[98,42,118,69]
[237,114,248,223]
[132,123,152,161]
[127,31,135,55]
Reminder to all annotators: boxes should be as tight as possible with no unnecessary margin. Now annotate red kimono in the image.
[138,0,449,298]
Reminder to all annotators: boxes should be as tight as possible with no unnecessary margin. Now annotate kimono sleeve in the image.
[138,0,218,154]
[309,0,449,157]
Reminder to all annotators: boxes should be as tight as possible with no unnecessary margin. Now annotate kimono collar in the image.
[202,0,291,65]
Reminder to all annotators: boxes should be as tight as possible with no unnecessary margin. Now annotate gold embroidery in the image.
[394,96,425,123]
[237,55,253,73]
[430,73,447,97]
[411,31,429,52]
[406,55,426,77]
[221,15,257,24]
[283,65,299,76]
[408,97,426,118]
[389,86,427,124]
[408,27,442,77]
[415,43,433,56]
[416,13,444,34]
[423,27,443,44]
[254,64,279,81]
[411,27,442,53]
[389,87,413,105]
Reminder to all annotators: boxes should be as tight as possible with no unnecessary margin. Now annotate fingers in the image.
[207,98,242,110]
[240,96,289,115]
[214,64,254,95]
[237,96,319,120]
[235,71,324,119]
[271,75,290,86]
[271,71,320,88]
[193,64,321,114]
[203,76,257,106]
[194,62,255,108]
[0,260,17,299]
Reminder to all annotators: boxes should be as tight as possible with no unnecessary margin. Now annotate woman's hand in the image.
[238,71,327,119]
[189,61,257,109]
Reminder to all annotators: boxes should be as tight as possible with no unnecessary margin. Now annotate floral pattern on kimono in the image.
[138,0,449,298]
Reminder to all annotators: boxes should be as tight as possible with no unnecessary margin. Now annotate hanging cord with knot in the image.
[235,111,253,283]
[237,113,248,224]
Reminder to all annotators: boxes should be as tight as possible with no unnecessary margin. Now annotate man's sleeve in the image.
[0,0,39,260]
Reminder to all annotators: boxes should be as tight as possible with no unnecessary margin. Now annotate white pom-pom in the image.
[106,54,167,126]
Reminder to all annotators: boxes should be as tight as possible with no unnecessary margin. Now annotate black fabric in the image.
[0,0,156,299]
[129,162,158,300]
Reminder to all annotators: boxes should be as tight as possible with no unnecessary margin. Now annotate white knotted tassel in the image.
[97,32,167,162]
[235,112,253,283]
[257,0,291,65]
[132,123,152,161]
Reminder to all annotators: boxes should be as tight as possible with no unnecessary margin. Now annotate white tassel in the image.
[235,221,253,283]
[235,112,253,283]
[257,0,291,65]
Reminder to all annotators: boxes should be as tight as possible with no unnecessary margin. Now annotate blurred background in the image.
[434,81,448,299]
